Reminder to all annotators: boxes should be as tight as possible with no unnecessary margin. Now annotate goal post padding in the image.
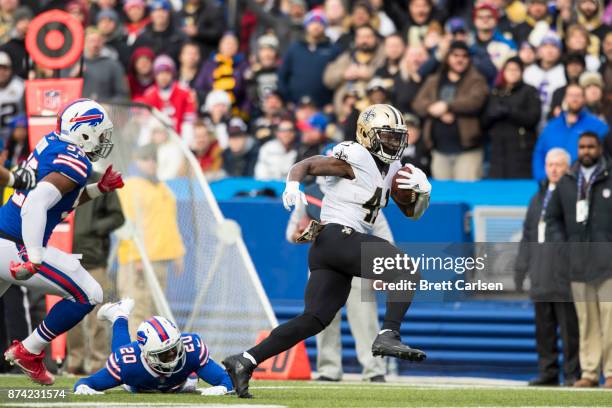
[99,102,277,360]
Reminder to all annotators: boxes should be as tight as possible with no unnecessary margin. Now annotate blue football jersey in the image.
[0,132,92,245]
[106,333,210,393]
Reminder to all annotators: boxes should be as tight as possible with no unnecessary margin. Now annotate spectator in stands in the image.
[251,91,286,145]
[243,0,306,55]
[601,32,612,87]
[515,147,580,387]
[132,0,187,63]
[365,77,391,105]
[0,51,23,142]
[89,0,122,26]
[576,0,607,43]
[201,90,232,149]
[191,120,223,178]
[370,0,396,37]
[324,24,385,117]
[177,42,202,103]
[518,40,537,67]
[335,1,375,51]
[545,131,612,389]
[139,55,196,138]
[580,72,606,120]
[123,0,149,46]
[255,118,298,180]
[418,18,497,85]
[278,8,339,109]
[512,0,551,46]
[178,0,225,61]
[565,24,600,73]
[66,0,89,28]
[532,84,609,181]
[0,6,30,79]
[549,53,587,119]
[0,0,18,44]
[401,113,431,175]
[324,0,348,44]
[67,171,124,375]
[245,34,281,121]
[483,57,541,179]
[375,33,405,84]
[71,28,128,101]
[127,46,155,100]
[222,117,259,177]
[296,112,329,162]
[387,0,442,47]
[472,2,517,70]
[524,33,566,124]
[117,144,185,335]
[195,31,249,117]
[392,44,427,114]
[413,41,489,181]
[150,126,185,181]
[96,8,130,69]
[1,114,29,168]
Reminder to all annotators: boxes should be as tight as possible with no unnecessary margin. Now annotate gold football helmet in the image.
[356,104,408,164]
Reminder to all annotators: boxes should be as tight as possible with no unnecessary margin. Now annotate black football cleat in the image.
[371,330,426,362]
[222,354,255,398]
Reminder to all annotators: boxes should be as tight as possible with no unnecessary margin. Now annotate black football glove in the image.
[10,164,36,190]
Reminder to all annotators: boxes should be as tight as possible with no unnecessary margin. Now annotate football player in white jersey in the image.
[223,104,432,398]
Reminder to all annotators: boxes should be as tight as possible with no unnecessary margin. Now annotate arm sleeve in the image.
[73,366,122,392]
[20,181,63,263]
[196,358,234,391]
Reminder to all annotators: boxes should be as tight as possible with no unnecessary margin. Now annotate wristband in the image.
[7,172,14,187]
[86,183,103,199]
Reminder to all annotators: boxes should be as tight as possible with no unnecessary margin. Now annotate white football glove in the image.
[282,181,308,211]
[200,385,229,396]
[396,164,432,195]
[74,384,104,395]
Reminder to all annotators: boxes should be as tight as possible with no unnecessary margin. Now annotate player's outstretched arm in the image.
[282,156,355,211]
[73,366,122,394]
[197,358,234,396]
[77,165,124,207]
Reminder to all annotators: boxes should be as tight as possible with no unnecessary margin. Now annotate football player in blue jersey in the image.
[73,299,234,396]
[0,98,125,385]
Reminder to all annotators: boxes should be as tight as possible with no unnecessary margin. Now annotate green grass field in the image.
[1,375,611,407]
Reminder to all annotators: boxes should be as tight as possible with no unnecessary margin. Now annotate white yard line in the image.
[2,404,285,408]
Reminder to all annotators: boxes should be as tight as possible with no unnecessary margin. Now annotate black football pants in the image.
[248,223,419,364]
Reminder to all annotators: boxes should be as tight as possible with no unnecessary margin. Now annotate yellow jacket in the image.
[117,177,185,264]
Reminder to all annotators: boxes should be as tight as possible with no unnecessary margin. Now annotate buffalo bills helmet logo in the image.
[137,330,148,345]
[69,108,104,132]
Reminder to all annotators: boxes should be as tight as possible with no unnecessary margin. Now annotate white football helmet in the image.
[136,316,186,375]
[56,98,114,162]
[356,104,408,163]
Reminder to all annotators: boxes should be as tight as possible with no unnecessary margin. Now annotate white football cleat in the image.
[97,298,135,322]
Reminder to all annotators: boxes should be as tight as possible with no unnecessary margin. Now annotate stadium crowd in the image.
[0,0,612,387]
[1,0,611,182]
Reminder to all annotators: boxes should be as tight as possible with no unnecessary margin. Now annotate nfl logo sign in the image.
[43,90,61,111]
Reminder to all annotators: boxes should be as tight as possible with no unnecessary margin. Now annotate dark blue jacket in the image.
[278,38,340,108]
[532,109,609,181]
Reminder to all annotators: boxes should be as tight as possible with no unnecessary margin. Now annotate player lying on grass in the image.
[74,299,234,396]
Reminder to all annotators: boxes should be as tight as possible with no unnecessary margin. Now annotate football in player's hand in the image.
[391,166,418,205]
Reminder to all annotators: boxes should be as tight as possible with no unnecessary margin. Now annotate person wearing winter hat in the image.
[139,55,196,139]
[96,8,130,69]
[524,32,566,125]
[579,71,606,118]
[127,46,156,100]
[124,0,150,46]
